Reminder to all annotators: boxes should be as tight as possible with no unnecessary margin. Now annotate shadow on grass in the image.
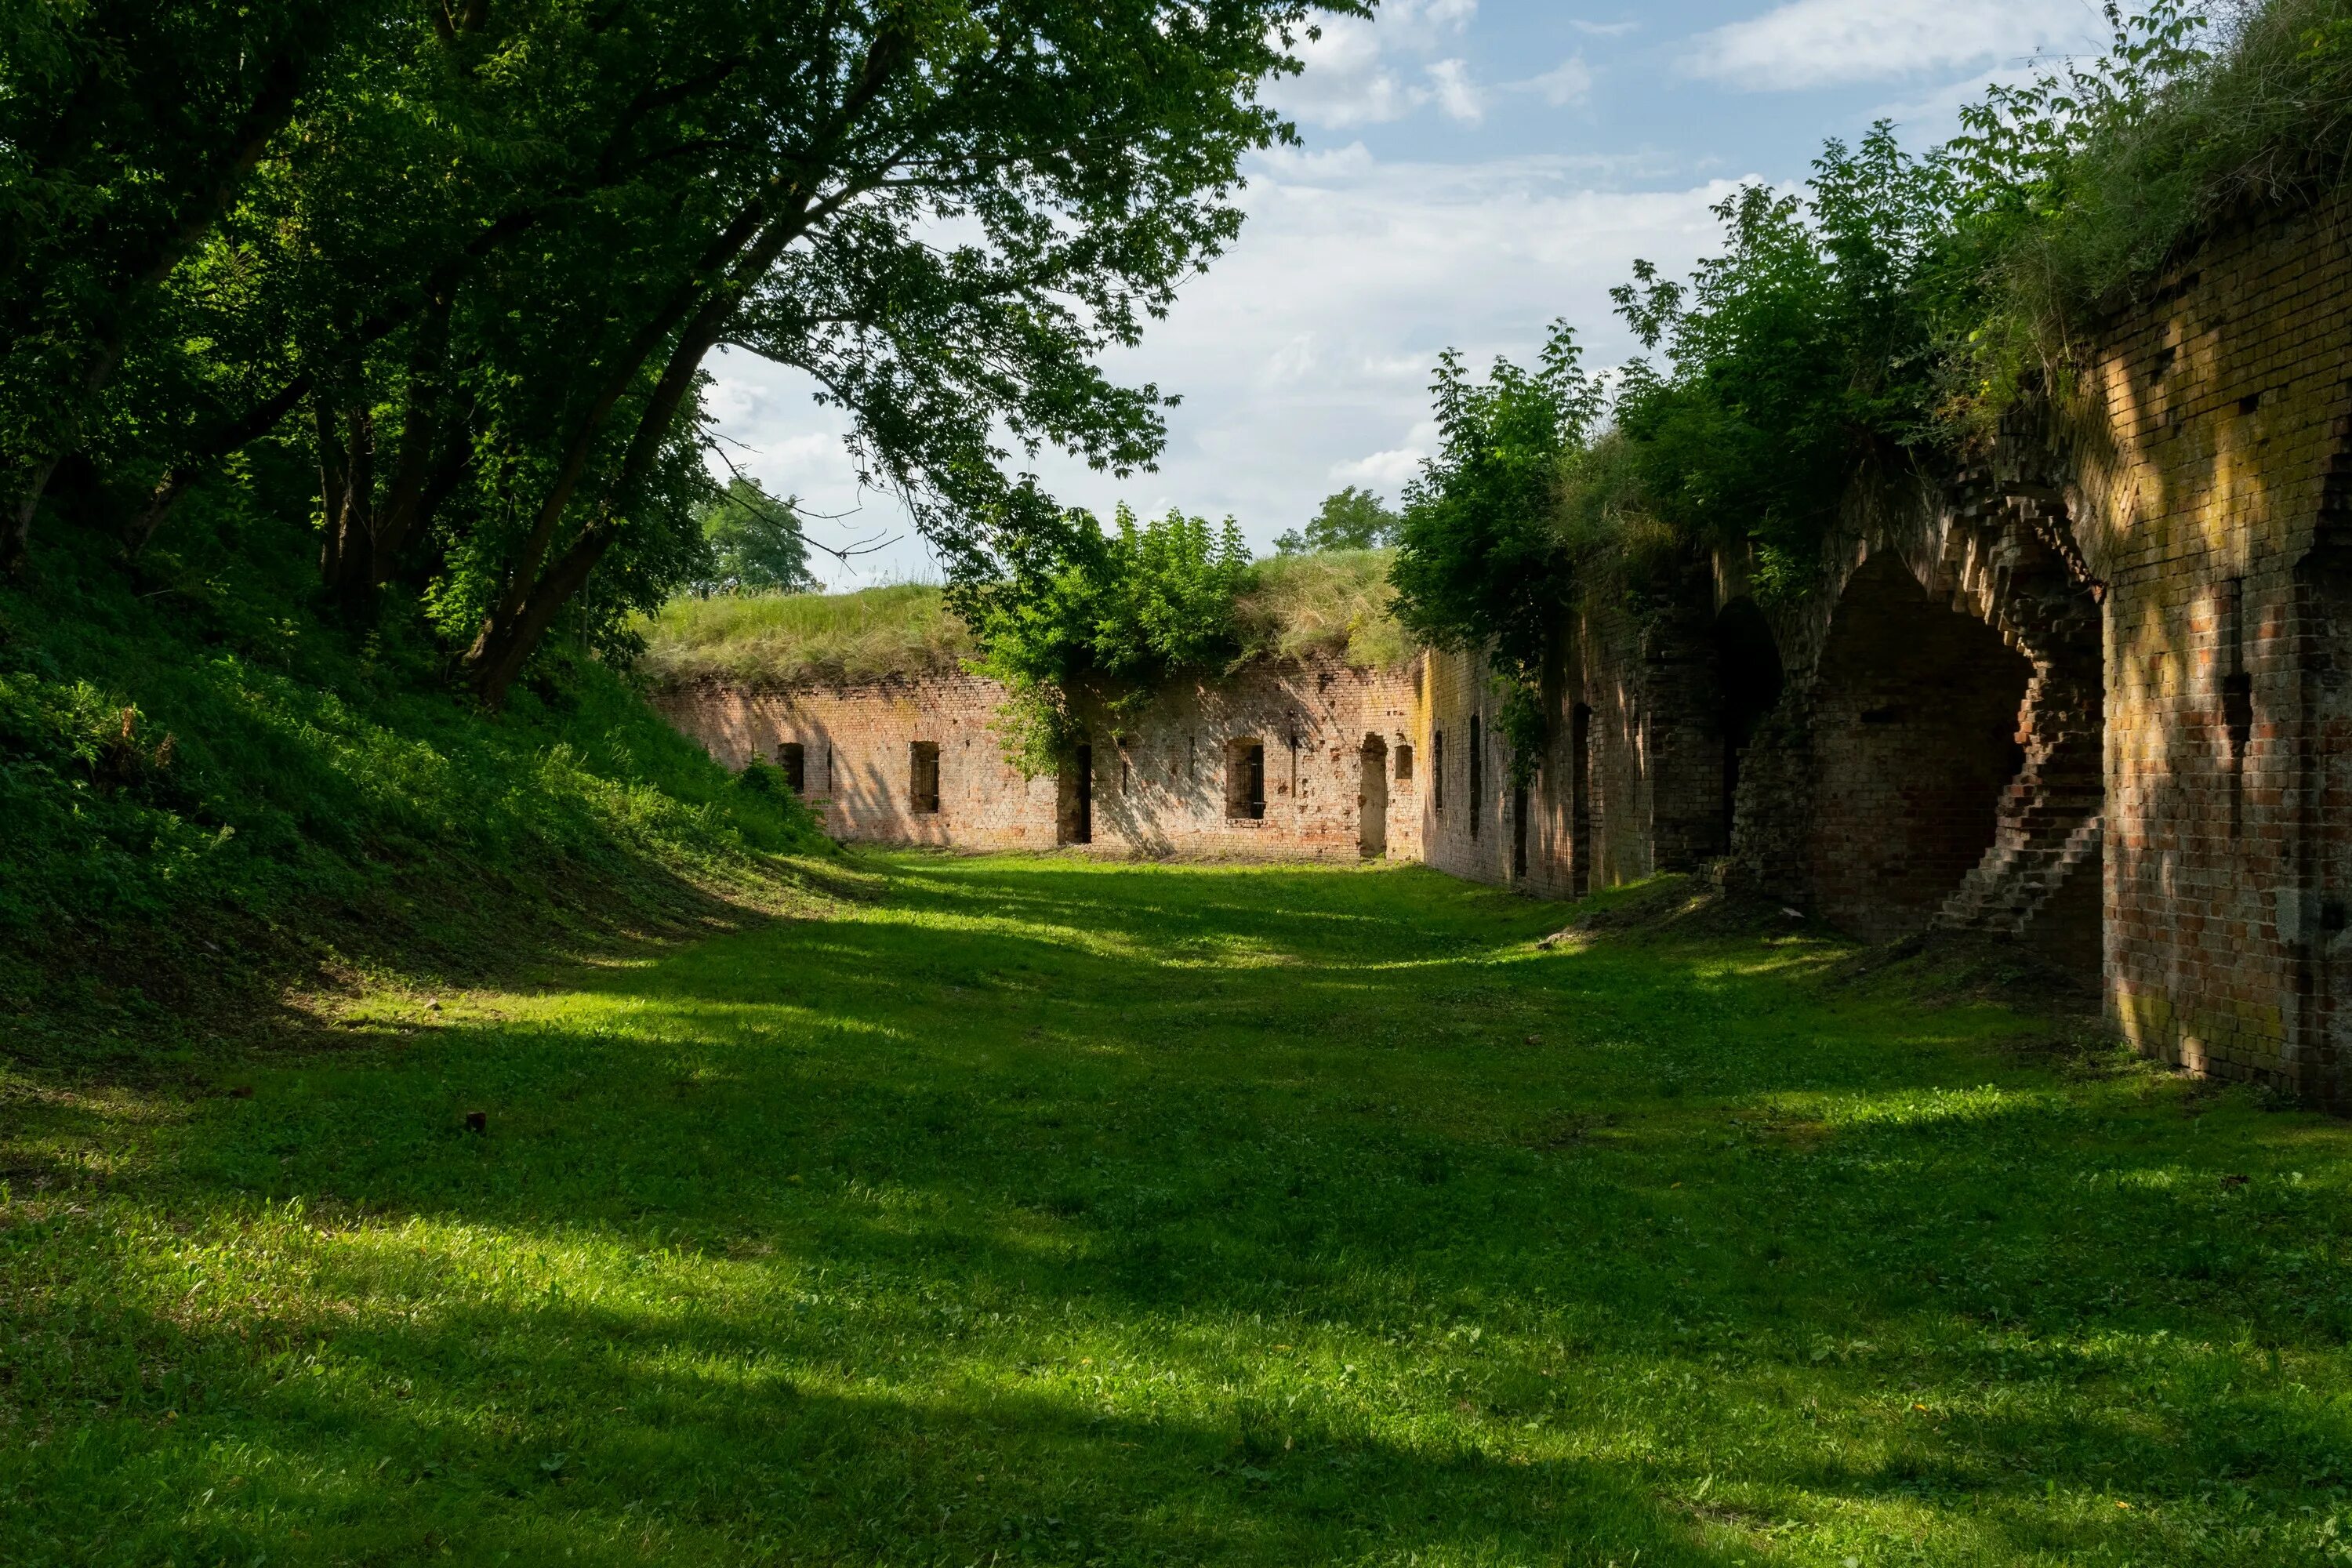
[5,855,2351,1564]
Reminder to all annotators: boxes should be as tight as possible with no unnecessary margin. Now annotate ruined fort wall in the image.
[1417,603,1657,898]
[654,655,1423,862]
[2059,190,2352,1098]
[655,673,1059,849]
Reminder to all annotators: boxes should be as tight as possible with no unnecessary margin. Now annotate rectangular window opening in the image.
[909,740,941,815]
[1225,738,1266,820]
[777,742,806,794]
[1468,714,1483,840]
[1433,731,1445,813]
[1394,742,1414,782]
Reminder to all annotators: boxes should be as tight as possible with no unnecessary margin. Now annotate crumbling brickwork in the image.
[655,655,1424,862]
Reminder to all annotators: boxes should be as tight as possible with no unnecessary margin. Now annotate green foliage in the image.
[692,476,821,597]
[1607,125,1953,594]
[1274,485,1400,554]
[954,500,1250,775]
[1944,0,2352,414]
[1389,322,1602,781]
[5,858,2350,1562]
[3,0,1363,706]
[639,582,973,689]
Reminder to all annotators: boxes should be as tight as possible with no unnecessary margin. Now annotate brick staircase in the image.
[1929,472,2107,940]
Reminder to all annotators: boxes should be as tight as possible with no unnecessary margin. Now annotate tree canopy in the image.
[2,0,1363,704]
[1275,485,1400,554]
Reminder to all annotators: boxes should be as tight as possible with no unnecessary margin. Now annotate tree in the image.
[1274,485,1399,554]
[1388,321,1602,779]
[954,497,1250,774]
[449,0,1364,707]
[695,476,819,595]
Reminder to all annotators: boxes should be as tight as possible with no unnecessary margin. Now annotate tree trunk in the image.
[464,208,805,706]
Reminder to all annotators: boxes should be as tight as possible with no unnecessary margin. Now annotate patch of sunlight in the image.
[1764,1083,2063,1130]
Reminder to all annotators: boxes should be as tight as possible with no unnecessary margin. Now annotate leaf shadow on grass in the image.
[8,857,2352,1563]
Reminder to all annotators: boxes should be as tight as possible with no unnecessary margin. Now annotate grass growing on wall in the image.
[639,551,1419,696]
[1232,547,1414,670]
[4,857,2347,1566]
[637,582,977,689]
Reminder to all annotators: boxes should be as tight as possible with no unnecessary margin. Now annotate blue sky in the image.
[710,0,2117,584]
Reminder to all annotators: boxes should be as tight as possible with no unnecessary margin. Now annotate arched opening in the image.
[1359,734,1388,858]
[1809,553,2031,941]
[1715,597,1783,845]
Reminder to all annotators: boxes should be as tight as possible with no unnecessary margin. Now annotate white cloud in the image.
[707,148,1738,579]
[1519,54,1595,108]
[1426,59,1484,124]
[1274,0,1482,130]
[1332,446,1430,492]
[1573,20,1639,38]
[1684,0,2101,90]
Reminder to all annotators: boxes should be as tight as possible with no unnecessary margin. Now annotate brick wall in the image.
[2060,191,2352,1102]
[654,655,1425,862]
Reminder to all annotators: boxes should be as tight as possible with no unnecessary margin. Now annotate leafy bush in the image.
[954,503,1251,775]
[1390,324,1603,779]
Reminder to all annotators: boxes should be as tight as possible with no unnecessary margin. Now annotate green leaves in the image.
[1388,321,1597,779]
[953,498,1251,774]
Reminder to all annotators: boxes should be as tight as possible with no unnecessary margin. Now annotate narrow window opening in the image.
[777,742,806,794]
[2223,576,2253,764]
[1226,739,1266,819]
[1060,745,1094,844]
[1433,731,1446,813]
[1511,779,1529,879]
[1394,741,1414,782]
[909,741,941,815]
[1468,715,1483,840]
[1571,702,1594,898]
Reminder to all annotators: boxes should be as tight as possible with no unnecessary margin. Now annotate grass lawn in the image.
[4,855,2350,1566]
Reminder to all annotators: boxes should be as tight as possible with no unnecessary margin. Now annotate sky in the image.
[707,0,2119,586]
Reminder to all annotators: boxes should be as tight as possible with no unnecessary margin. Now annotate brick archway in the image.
[1808,553,2033,942]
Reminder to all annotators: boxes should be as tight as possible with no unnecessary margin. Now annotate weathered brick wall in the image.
[2058,191,2352,1102]
[655,673,1060,849]
[1805,552,2034,942]
[1417,601,1660,898]
[654,655,1424,862]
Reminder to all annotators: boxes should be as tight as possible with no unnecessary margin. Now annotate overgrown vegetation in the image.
[953,503,1255,775]
[1232,546,1414,669]
[5,857,2347,1563]
[640,583,974,689]
[1391,0,2352,771]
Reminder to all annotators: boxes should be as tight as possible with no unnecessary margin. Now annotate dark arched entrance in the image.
[1715,597,1783,845]
[1809,553,2031,941]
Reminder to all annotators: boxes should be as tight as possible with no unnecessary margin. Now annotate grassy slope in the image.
[0,503,830,1067]
[639,550,1415,691]
[2,857,2346,1566]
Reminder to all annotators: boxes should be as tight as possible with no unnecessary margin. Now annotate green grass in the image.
[638,583,976,690]
[1232,548,1413,670]
[4,857,2350,1566]
[0,497,826,1065]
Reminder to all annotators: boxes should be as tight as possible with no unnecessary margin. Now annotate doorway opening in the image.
[1359,734,1388,858]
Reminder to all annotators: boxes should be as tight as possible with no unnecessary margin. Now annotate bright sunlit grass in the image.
[3,857,2349,1565]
